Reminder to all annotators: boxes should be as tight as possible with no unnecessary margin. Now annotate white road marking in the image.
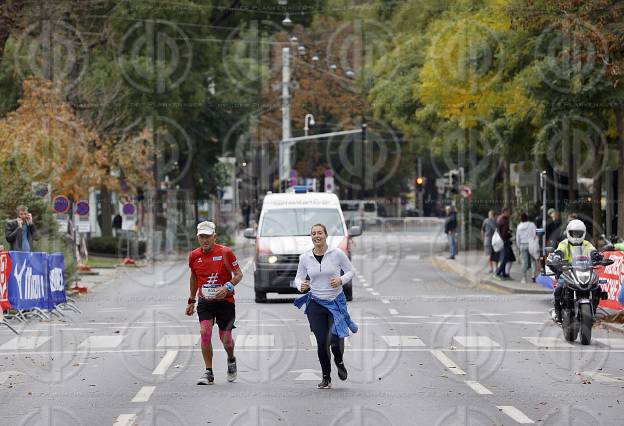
[290,369,322,381]
[404,255,421,260]
[381,299,390,304]
[309,334,352,347]
[425,321,460,325]
[152,350,178,375]
[131,386,156,403]
[523,337,574,348]
[371,292,380,296]
[464,380,493,395]
[594,338,624,349]
[388,309,399,315]
[475,313,507,317]
[496,406,534,424]
[511,311,543,315]
[579,371,624,383]
[453,336,501,348]
[0,336,51,350]
[235,334,274,347]
[382,336,425,347]
[411,278,423,282]
[506,321,543,325]
[433,314,467,318]
[397,315,428,319]
[362,282,369,287]
[78,335,125,350]
[366,288,374,292]
[430,350,466,375]
[113,414,137,426]
[157,335,199,348]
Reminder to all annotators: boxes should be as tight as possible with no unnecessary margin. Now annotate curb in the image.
[432,256,550,295]
[600,322,624,335]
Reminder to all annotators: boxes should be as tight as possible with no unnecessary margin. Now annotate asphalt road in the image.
[1,228,623,425]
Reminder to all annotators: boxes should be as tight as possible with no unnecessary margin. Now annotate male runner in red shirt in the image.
[186,221,243,384]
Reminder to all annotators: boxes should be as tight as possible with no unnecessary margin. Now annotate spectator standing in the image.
[5,205,39,252]
[444,206,458,260]
[495,207,513,280]
[516,213,537,284]
[481,210,497,273]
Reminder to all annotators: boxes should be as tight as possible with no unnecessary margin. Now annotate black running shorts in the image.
[197,300,236,330]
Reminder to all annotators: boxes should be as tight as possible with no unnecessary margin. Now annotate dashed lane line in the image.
[152,350,178,375]
[464,380,493,395]
[496,406,534,424]
[131,386,156,403]
[430,350,466,375]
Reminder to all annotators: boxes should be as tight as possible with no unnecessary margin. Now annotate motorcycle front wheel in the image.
[579,304,593,345]
[562,308,579,342]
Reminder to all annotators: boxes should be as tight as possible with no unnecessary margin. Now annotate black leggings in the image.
[307,299,344,379]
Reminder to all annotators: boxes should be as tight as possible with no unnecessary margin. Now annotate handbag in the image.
[492,231,504,252]
[529,236,540,259]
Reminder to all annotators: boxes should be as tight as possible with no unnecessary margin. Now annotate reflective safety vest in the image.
[556,239,595,262]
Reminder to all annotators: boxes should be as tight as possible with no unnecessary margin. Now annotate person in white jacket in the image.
[516,212,537,283]
[294,223,355,389]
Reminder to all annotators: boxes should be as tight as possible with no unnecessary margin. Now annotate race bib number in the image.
[201,283,221,300]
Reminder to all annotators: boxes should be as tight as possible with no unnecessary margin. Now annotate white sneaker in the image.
[197,370,214,385]
[227,358,237,382]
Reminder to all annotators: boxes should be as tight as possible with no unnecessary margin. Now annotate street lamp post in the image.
[304,114,315,136]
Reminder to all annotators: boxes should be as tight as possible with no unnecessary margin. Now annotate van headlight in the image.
[257,254,278,264]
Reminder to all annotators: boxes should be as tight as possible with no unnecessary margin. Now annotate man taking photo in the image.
[5,205,39,252]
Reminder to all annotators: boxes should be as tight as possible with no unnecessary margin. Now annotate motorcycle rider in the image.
[550,219,599,323]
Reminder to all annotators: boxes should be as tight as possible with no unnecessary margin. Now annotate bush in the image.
[87,236,146,258]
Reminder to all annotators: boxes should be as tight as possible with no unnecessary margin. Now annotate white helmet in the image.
[566,219,586,245]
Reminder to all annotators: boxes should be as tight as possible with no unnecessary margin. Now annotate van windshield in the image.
[260,208,345,237]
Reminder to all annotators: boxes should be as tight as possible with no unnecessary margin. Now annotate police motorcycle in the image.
[545,246,613,345]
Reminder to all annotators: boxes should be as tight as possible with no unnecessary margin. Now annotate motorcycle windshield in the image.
[571,255,592,271]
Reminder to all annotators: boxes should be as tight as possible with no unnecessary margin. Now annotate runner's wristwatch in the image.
[187,298,196,305]
[225,282,235,293]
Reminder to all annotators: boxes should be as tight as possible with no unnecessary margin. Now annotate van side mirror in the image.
[243,228,256,239]
[348,226,362,237]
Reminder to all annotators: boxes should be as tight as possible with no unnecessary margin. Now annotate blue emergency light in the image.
[293,185,307,194]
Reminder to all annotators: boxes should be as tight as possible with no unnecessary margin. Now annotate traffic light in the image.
[415,176,426,192]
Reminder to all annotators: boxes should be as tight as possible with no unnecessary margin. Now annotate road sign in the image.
[324,176,334,193]
[460,186,473,199]
[122,203,136,216]
[52,195,70,214]
[75,200,89,216]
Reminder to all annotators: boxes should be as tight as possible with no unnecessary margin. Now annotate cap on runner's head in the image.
[547,208,556,215]
[197,221,216,236]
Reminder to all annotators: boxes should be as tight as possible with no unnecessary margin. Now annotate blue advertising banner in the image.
[7,251,49,311]
[47,253,66,307]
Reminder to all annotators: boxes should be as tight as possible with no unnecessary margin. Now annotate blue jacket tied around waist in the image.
[294,291,358,338]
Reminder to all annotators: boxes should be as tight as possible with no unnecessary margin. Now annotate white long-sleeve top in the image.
[516,221,537,245]
[294,247,354,301]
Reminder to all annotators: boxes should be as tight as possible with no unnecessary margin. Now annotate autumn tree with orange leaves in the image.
[0,78,155,203]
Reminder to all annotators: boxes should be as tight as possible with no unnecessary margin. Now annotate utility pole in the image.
[280,47,291,192]
[361,123,368,198]
[417,157,423,216]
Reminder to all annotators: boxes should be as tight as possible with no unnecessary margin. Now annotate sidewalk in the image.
[432,250,550,294]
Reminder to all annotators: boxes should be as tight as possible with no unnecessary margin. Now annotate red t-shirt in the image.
[189,244,239,303]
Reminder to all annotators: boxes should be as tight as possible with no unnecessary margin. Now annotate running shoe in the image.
[335,361,348,381]
[317,377,332,389]
[197,369,214,385]
[227,358,237,382]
